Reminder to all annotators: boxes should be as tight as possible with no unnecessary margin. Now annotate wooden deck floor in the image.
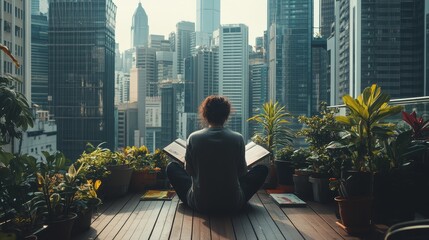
[73,191,384,240]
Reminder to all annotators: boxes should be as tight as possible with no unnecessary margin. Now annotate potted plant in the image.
[71,179,102,235]
[329,84,403,233]
[123,146,161,192]
[248,101,295,188]
[274,146,295,188]
[77,143,132,198]
[298,102,340,202]
[401,111,429,217]
[290,148,313,200]
[34,151,80,240]
[0,154,46,239]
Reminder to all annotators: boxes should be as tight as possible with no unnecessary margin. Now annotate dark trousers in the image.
[166,162,268,205]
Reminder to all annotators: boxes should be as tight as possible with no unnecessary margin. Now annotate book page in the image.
[245,142,270,167]
[163,139,269,167]
[163,139,186,164]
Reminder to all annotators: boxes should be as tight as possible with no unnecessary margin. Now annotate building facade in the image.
[196,0,220,47]
[213,24,249,139]
[175,21,195,78]
[48,0,117,160]
[31,13,49,108]
[268,0,313,117]
[331,0,425,103]
[131,2,149,48]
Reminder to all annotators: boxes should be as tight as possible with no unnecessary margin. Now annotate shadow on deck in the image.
[73,191,385,240]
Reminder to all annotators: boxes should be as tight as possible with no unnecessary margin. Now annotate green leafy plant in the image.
[298,102,340,175]
[35,151,83,220]
[332,84,403,172]
[248,101,294,162]
[77,143,125,182]
[0,154,40,235]
[122,146,160,173]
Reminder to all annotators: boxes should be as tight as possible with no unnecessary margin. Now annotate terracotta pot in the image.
[130,170,158,192]
[335,196,372,233]
[39,213,77,240]
[101,164,133,198]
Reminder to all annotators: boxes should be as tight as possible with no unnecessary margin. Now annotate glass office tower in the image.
[49,0,117,160]
[268,0,313,117]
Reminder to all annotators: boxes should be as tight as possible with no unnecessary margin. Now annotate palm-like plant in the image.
[335,84,403,172]
[248,101,294,163]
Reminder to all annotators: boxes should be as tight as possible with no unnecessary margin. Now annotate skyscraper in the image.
[131,2,149,48]
[320,0,335,38]
[332,0,425,102]
[213,24,249,139]
[31,11,48,108]
[175,21,195,78]
[183,47,218,135]
[1,0,29,100]
[49,0,117,160]
[196,0,220,46]
[268,0,313,117]
[249,51,268,137]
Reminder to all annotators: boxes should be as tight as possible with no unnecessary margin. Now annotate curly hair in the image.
[199,95,231,126]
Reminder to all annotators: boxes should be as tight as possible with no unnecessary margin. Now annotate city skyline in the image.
[115,0,268,51]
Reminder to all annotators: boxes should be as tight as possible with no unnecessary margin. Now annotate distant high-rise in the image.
[132,47,157,97]
[1,0,29,100]
[31,13,49,108]
[160,81,184,148]
[320,0,335,38]
[131,2,149,48]
[156,51,174,82]
[183,47,218,134]
[175,21,195,77]
[32,0,40,15]
[213,24,249,139]
[196,0,220,46]
[268,0,313,117]
[332,0,425,103]
[49,0,117,160]
[149,34,171,52]
[249,51,268,137]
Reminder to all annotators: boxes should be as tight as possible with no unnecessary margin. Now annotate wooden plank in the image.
[169,203,189,240]
[210,215,235,240]
[257,192,305,240]
[179,204,194,240]
[74,194,133,240]
[231,207,258,240]
[247,195,286,240]
[281,204,344,240]
[192,211,211,240]
[97,194,141,239]
[307,201,361,240]
[113,199,152,239]
[149,196,179,240]
[132,201,164,239]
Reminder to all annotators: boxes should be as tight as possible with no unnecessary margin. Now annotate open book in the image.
[163,138,270,167]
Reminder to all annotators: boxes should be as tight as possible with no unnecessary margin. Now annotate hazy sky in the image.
[115,0,267,52]
[114,0,320,52]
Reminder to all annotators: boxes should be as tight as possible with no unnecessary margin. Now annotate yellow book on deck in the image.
[141,190,176,201]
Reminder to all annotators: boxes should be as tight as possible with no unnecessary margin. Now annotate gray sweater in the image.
[185,127,246,213]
